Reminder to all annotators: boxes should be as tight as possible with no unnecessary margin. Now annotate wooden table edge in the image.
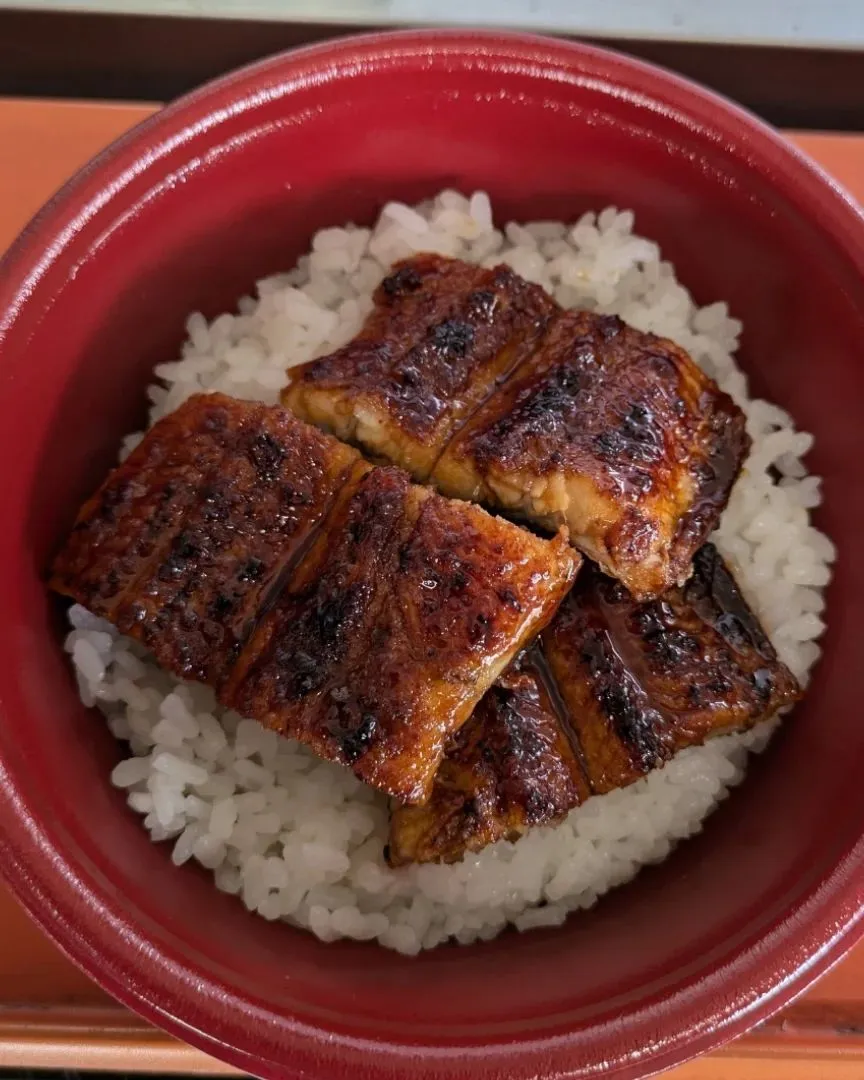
[0,1007,239,1073]
[3,1004,864,1076]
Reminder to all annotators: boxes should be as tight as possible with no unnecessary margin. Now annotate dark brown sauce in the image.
[226,460,360,672]
[579,621,672,772]
[672,400,750,565]
[529,643,595,795]
[685,543,775,659]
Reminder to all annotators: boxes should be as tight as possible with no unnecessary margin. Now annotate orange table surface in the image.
[1,98,863,1078]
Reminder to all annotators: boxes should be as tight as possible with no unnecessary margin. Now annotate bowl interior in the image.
[1,31,863,1080]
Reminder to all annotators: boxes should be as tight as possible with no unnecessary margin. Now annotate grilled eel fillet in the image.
[387,546,800,865]
[281,254,558,481]
[51,393,580,804]
[282,255,749,600]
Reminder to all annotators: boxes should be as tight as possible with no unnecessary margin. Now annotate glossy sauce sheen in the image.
[544,548,801,793]
[51,393,580,803]
[282,254,559,480]
[389,544,799,863]
[284,258,749,600]
[387,651,590,866]
[118,405,359,684]
[437,309,750,598]
[226,462,578,802]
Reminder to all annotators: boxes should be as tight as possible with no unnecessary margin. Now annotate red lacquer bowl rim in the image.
[1,28,863,1080]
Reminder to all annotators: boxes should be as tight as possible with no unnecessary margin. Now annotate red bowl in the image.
[1,29,863,1080]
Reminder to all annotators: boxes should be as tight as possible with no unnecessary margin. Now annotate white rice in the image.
[66,192,833,954]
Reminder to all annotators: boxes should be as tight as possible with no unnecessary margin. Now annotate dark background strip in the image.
[1,8,863,130]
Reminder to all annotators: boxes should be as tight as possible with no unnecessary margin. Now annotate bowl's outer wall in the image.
[0,29,863,1080]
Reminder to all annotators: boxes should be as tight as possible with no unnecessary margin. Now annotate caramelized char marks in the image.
[50,397,240,616]
[51,395,359,685]
[542,547,800,792]
[434,310,750,599]
[678,545,800,713]
[391,544,801,864]
[224,462,401,766]
[602,547,800,734]
[463,315,645,477]
[284,255,747,598]
[672,389,752,562]
[227,466,580,804]
[52,394,579,804]
[394,486,579,670]
[543,574,675,791]
[115,401,359,684]
[282,254,559,478]
[387,651,589,866]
